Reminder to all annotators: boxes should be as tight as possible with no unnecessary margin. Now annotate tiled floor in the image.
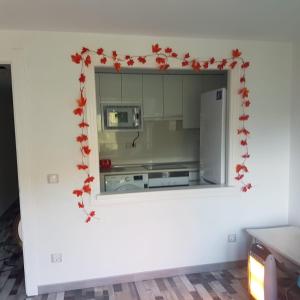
[1,203,250,300]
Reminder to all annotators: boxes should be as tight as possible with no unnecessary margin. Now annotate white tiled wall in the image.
[99,120,199,165]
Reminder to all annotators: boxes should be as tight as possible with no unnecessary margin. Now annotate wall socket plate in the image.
[51,253,62,263]
[228,234,237,243]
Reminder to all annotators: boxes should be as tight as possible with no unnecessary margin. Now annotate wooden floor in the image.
[0,203,250,300]
[25,268,249,300]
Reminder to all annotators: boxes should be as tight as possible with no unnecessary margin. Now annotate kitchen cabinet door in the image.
[182,75,202,128]
[121,74,142,103]
[163,75,183,119]
[142,74,163,118]
[99,73,121,102]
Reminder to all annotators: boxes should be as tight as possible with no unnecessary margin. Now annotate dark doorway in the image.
[0,65,25,297]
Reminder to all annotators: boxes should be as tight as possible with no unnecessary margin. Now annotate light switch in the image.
[47,174,59,184]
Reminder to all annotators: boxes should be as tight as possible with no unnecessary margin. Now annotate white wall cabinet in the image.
[201,75,226,93]
[182,75,202,129]
[163,75,183,119]
[121,74,142,103]
[99,73,121,102]
[142,74,163,118]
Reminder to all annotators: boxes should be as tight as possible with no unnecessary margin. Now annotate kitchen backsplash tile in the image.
[99,120,199,165]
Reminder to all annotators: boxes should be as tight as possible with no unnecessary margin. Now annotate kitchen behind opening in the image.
[95,68,228,194]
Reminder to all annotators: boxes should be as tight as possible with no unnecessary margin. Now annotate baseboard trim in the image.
[38,260,246,295]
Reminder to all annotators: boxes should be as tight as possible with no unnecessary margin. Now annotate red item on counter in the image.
[100,159,112,170]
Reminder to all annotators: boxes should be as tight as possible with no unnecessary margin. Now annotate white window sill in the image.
[93,185,240,207]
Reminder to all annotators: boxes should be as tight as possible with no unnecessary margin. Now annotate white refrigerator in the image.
[200,88,226,184]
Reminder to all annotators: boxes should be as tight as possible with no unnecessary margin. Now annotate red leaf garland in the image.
[72,46,252,223]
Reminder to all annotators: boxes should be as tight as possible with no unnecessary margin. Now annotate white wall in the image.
[0,31,291,295]
[289,42,300,225]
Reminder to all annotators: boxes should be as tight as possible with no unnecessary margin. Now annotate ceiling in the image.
[0,0,299,41]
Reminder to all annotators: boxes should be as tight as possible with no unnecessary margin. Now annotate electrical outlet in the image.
[51,253,62,263]
[47,174,59,184]
[228,234,237,243]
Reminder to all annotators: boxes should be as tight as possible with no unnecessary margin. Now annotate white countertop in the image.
[246,226,300,266]
[100,162,199,175]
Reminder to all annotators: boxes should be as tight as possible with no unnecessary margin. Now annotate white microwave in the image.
[102,104,143,131]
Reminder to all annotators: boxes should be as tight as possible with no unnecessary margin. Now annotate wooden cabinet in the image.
[163,75,183,119]
[142,74,163,118]
[182,75,202,129]
[121,74,142,103]
[99,73,121,102]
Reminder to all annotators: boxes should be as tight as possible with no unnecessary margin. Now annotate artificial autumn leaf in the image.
[240,76,245,83]
[243,100,251,107]
[77,97,87,107]
[152,43,161,53]
[114,62,121,72]
[236,164,248,173]
[229,61,237,69]
[209,57,215,64]
[84,55,91,67]
[73,107,83,116]
[242,61,250,69]
[76,134,88,143]
[78,201,84,208]
[79,73,86,83]
[97,48,104,55]
[127,59,134,66]
[81,47,89,54]
[239,87,249,98]
[203,61,209,69]
[160,64,170,70]
[85,216,91,223]
[221,59,227,65]
[235,174,244,180]
[156,57,165,64]
[71,53,81,64]
[100,57,107,64]
[241,186,248,192]
[184,53,190,59]
[242,183,252,192]
[217,64,224,70]
[191,60,201,72]
[165,47,172,53]
[90,211,96,217]
[79,121,89,128]
[77,164,88,170]
[82,184,91,194]
[240,140,248,146]
[239,114,249,121]
[84,175,95,184]
[73,189,83,197]
[237,128,250,135]
[171,52,178,58]
[82,146,91,155]
[232,49,242,58]
[242,153,250,159]
[125,55,131,60]
[182,60,189,67]
[138,56,146,64]
[112,50,117,59]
